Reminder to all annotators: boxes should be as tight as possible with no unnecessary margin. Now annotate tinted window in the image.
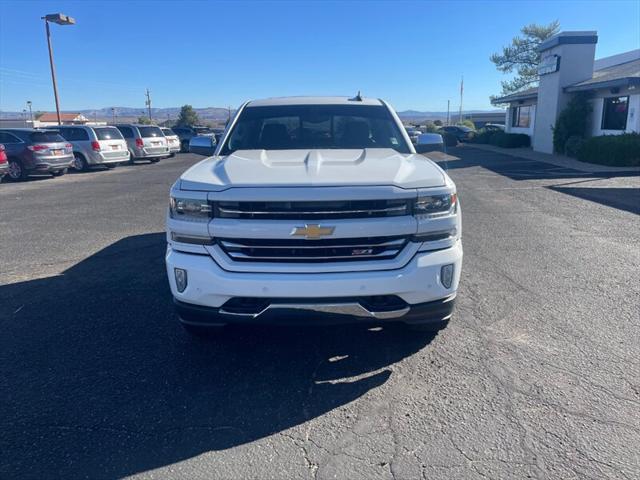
[0,132,21,144]
[137,126,163,138]
[222,104,410,154]
[30,131,66,143]
[117,126,134,138]
[94,127,123,140]
[602,96,628,130]
[511,106,531,128]
[161,128,175,136]
[58,128,89,141]
[193,127,212,135]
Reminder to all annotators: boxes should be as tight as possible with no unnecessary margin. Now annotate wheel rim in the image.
[8,161,21,179]
[74,155,84,170]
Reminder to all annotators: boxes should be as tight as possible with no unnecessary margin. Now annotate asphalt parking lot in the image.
[1,147,639,480]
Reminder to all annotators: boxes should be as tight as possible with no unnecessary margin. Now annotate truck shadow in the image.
[0,233,434,479]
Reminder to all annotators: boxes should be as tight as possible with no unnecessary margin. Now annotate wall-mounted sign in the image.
[538,55,560,75]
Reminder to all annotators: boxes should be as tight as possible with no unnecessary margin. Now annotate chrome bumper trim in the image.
[219,302,410,320]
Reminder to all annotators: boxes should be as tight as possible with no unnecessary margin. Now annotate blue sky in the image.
[1,0,639,113]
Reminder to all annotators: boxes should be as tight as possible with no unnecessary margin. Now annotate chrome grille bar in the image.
[214,199,412,220]
[217,235,409,263]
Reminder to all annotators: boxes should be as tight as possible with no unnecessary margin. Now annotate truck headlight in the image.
[169,196,212,222]
[414,193,457,218]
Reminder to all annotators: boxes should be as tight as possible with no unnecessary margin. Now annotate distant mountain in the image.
[0,106,503,122]
[397,109,504,120]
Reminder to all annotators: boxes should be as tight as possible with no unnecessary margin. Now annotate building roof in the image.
[492,53,640,104]
[565,58,640,92]
[491,87,539,105]
[247,96,383,107]
[38,112,88,122]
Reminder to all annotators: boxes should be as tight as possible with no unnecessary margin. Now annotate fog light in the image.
[441,264,454,289]
[174,268,188,293]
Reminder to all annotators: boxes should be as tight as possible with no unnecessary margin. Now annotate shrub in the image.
[577,133,640,167]
[489,131,531,148]
[472,128,497,144]
[458,119,476,130]
[564,135,585,158]
[553,93,592,153]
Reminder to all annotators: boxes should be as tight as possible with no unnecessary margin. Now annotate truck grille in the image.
[218,236,408,263]
[214,199,412,219]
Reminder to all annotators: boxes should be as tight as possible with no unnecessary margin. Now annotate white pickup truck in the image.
[165,96,462,336]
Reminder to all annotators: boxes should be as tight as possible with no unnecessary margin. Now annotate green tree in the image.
[176,105,200,126]
[490,21,560,98]
[137,116,152,125]
[433,119,443,126]
[458,119,476,130]
[552,92,592,154]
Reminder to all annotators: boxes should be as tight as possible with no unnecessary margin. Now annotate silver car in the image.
[161,128,180,156]
[53,125,129,171]
[114,124,169,163]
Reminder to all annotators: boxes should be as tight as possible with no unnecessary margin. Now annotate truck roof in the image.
[247,96,384,107]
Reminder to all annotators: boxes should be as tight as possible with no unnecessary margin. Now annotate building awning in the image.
[564,58,640,92]
[491,87,538,105]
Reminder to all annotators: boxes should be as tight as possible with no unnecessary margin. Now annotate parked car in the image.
[166,96,462,337]
[0,144,8,181]
[415,133,446,154]
[0,128,73,180]
[483,123,505,132]
[114,124,169,163]
[161,128,180,156]
[404,126,423,144]
[440,125,475,142]
[51,125,129,171]
[188,135,217,156]
[171,126,214,152]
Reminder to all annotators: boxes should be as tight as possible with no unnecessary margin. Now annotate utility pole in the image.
[458,75,464,124]
[111,107,116,124]
[227,106,231,123]
[145,88,152,122]
[446,100,450,126]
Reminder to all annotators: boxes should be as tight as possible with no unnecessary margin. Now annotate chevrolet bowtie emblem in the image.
[291,224,335,239]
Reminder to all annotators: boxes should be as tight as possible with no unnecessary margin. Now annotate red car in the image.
[0,144,8,181]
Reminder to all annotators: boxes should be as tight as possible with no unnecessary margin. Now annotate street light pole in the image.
[26,101,33,123]
[41,13,75,126]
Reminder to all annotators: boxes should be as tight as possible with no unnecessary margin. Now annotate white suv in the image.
[165,97,462,335]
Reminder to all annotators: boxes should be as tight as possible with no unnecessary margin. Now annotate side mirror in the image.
[415,133,445,154]
[189,135,217,156]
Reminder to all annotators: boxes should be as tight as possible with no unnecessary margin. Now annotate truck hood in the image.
[179,148,447,191]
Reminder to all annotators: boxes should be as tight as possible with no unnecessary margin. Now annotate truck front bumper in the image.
[166,240,462,326]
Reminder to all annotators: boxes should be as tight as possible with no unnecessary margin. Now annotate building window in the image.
[511,105,531,128]
[601,96,629,130]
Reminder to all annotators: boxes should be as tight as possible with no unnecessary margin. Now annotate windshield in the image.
[137,126,163,138]
[193,127,212,134]
[221,104,411,154]
[29,131,66,143]
[94,127,123,141]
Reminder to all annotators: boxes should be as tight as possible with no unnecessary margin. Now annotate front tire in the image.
[7,159,28,181]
